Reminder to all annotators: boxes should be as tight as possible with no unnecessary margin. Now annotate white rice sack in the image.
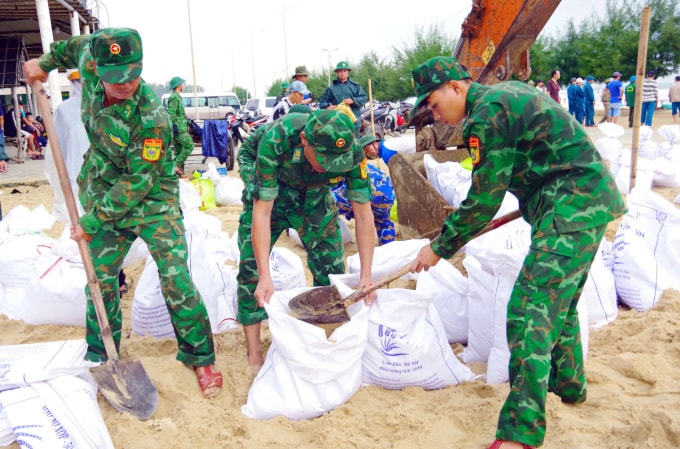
[656,124,680,158]
[652,156,680,188]
[614,155,654,194]
[613,188,680,311]
[423,154,471,208]
[382,135,416,154]
[242,288,368,420]
[595,123,624,161]
[214,176,245,206]
[346,238,428,281]
[416,258,469,344]
[581,239,618,328]
[270,246,306,290]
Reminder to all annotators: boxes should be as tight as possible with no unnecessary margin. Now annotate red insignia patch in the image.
[336,138,345,148]
[468,136,481,165]
[359,158,368,179]
[110,43,121,55]
[142,138,162,162]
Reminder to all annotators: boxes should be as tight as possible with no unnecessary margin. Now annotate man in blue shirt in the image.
[607,71,624,124]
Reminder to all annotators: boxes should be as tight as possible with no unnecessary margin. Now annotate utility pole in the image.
[322,48,338,86]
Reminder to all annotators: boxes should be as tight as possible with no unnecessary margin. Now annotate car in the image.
[161,91,241,121]
[243,96,277,118]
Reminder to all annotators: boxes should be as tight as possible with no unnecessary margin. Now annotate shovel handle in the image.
[32,81,119,362]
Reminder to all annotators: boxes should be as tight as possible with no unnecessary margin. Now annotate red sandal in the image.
[194,365,223,398]
[487,439,536,449]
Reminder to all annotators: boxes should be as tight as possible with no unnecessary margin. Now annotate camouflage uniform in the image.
[167,89,194,171]
[412,57,625,447]
[37,28,215,367]
[237,110,371,325]
[331,163,395,245]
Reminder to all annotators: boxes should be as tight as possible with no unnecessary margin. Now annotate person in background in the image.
[599,78,611,124]
[23,27,222,399]
[625,75,636,128]
[236,109,376,372]
[535,79,547,94]
[319,61,368,136]
[167,76,194,178]
[0,103,8,174]
[640,70,658,127]
[332,134,395,246]
[275,81,290,104]
[291,65,313,105]
[583,76,596,127]
[268,80,310,122]
[607,71,624,124]
[408,56,625,449]
[546,69,561,103]
[669,75,680,124]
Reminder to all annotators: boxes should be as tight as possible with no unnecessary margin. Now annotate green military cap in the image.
[90,27,143,84]
[292,65,309,79]
[304,109,355,173]
[288,104,311,114]
[170,76,185,89]
[335,61,351,71]
[411,56,470,115]
[281,81,291,89]
[358,134,380,148]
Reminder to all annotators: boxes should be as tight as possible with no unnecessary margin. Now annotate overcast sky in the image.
[96,0,609,96]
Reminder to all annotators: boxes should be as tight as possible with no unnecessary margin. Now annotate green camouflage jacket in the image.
[241,112,371,204]
[38,35,178,234]
[167,90,189,133]
[431,81,625,258]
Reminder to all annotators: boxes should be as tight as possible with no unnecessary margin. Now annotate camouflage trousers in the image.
[84,219,215,367]
[332,165,396,245]
[237,187,344,325]
[173,130,194,169]
[496,225,605,447]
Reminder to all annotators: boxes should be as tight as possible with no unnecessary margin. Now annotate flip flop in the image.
[487,440,536,449]
[31,155,45,160]
[194,365,222,398]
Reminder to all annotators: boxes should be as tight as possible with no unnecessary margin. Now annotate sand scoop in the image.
[289,210,522,325]
[33,82,158,420]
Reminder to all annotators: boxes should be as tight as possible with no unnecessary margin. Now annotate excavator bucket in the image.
[388,148,470,240]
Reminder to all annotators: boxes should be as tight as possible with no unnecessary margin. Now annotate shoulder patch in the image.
[468,136,481,165]
[360,158,368,179]
[142,138,163,162]
[108,133,126,147]
[292,148,302,163]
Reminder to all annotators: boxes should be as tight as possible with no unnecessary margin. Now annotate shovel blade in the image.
[91,360,158,420]
[288,286,351,324]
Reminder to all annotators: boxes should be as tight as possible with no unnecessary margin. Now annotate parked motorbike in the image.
[227,112,252,147]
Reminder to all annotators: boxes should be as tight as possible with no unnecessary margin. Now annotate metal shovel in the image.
[33,82,158,420]
[289,209,522,325]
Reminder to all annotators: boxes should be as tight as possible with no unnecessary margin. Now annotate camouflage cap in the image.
[411,56,470,114]
[304,109,355,173]
[358,134,380,148]
[90,28,143,84]
[335,61,351,71]
[169,76,185,90]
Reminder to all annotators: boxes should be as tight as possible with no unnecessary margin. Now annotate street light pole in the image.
[250,29,257,97]
[281,4,301,80]
[322,48,338,86]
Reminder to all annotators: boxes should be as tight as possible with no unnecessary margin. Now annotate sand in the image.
[1,115,680,449]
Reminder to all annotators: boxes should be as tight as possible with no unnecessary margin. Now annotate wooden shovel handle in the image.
[341,209,522,307]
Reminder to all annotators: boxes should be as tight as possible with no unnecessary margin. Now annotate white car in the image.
[243,96,277,118]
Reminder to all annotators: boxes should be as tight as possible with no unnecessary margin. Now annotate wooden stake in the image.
[368,79,375,136]
[630,7,652,191]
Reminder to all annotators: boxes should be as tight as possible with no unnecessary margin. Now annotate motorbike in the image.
[227,112,252,147]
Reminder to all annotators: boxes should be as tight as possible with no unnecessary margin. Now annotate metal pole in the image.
[282,5,289,79]
[187,0,199,117]
[250,29,257,97]
[630,7,652,191]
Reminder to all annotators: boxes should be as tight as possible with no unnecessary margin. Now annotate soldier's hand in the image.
[23,59,49,85]
[254,277,276,307]
[70,223,92,243]
[410,244,441,273]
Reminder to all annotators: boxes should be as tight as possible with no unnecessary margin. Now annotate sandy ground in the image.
[1,111,680,449]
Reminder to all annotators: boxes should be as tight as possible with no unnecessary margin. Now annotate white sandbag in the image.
[0,232,55,289]
[595,123,624,161]
[21,228,87,327]
[0,340,95,392]
[614,153,655,194]
[613,188,680,312]
[179,177,203,214]
[270,247,306,290]
[416,259,469,344]
[0,407,13,447]
[130,256,175,338]
[241,288,368,420]
[0,204,56,237]
[0,375,114,449]
[346,238,429,280]
[582,239,618,328]
[423,155,471,208]
[214,176,245,206]
[461,219,531,364]
[360,287,475,389]
[656,124,680,158]
[652,156,680,188]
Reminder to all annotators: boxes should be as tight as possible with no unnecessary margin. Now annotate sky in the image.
[94,0,609,98]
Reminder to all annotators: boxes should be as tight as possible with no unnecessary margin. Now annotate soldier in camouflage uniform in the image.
[319,61,368,135]
[237,109,376,371]
[408,57,626,449]
[167,76,194,178]
[332,134,395,245]
[23,28,223,398]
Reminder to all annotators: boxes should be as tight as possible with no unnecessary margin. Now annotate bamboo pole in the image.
[630,7,652,191]
[368,79,376,136]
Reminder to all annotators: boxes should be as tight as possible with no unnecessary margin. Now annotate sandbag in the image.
[214,176,245,206]
[582,239,618,329]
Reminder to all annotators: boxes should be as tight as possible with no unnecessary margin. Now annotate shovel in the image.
[289,209,522,325]
[33,82,158,420]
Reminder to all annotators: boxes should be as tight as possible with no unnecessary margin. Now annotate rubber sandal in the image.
[194,365,222,398]
[486,439,536,449]
[119,283,129,296]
